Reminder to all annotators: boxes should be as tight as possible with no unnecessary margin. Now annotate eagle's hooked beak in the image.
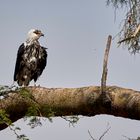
[40,32,44,37]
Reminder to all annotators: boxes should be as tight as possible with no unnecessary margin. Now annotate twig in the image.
[9,125,29,140]
[132,24,140,38]
[99,126,111,140]
[88,130,96,140]
[88,123,111,140]
[61,116,79,127]
[122,135,136,140]
[118,24,140,44]
[118,36,134,44]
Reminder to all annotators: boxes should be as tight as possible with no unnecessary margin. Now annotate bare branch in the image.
[88,130,96,140]
[122,135,137,140]
[101,35,112,94]
[99,126,111,140]
[132,24,140,37]
[88,123,111,140]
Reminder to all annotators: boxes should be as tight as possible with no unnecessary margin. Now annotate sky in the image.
[0,0,140,140]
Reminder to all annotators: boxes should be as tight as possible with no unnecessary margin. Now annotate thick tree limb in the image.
[0,86,140,130]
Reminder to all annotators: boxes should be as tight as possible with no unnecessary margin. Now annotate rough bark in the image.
[0,85,140,130]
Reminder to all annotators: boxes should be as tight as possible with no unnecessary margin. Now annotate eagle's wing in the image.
[14,43,25,81]
[39,47,48,73]
[33,47,47,82]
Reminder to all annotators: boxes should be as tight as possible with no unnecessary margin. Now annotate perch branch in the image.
[0,86,140,130]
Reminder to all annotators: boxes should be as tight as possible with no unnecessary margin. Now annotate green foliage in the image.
[25,105,55,128]
[18,88,56,128]
[19,89,43,128]
[18,88,33,99]
[17,134,29,140]
[106,0,128,8]
[0,109,29,140]
[27,116,42,129]
[42,105,55,120]
[107,0,140,54]
[26,106,38,117]
[9,125,29,140]
[0,109,12,125]
[62,116,79,127]
[18,88,41,116]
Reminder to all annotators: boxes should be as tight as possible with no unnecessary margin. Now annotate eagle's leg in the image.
[34,81,36,87]
[33,80,40,87]
[10,81,16,88]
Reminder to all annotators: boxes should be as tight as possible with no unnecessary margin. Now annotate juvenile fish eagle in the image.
[14,29,47,86]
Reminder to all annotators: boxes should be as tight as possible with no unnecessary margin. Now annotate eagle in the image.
[14,29,47,86]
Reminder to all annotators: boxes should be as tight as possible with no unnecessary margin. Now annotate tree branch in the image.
[101,35,112,94]
[0,85,140,130]
[118,24,140,44]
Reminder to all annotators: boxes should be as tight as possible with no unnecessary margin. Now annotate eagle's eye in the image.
[34,30,41,35]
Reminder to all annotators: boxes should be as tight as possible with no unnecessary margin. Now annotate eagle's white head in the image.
[25,29,44,45]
